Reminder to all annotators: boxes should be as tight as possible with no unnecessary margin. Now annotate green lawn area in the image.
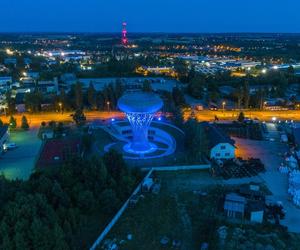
[105,194,183,250]
[102,171,300,250]
[93,129,115,153]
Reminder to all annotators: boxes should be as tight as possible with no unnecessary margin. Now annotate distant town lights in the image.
[262,69,267,74]
[272,117,277,122]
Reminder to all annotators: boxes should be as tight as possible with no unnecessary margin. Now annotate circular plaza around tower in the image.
[102,91,179,161]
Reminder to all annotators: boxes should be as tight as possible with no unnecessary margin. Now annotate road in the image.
[185,109,300,122]
[0,111,125,128]
[0,109,299,128]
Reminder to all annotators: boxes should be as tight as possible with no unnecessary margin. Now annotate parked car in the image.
[3,142,17,151]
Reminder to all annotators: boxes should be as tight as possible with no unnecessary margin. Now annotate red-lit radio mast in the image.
[122,22,128,46]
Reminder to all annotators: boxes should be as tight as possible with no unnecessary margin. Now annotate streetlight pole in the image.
[222,101,226,113]
[107,101,110,112]
[58,102,63,114]
[263,101,267,111]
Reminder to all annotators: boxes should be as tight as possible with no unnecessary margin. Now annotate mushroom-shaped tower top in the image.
[118,92,163,113]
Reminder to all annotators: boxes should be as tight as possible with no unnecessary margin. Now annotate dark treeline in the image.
[0,150,142,250]
[5,80,125,115]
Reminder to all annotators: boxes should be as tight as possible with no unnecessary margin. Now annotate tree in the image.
[82,134,93,152]
[184,119,209,162]
[243,80,250,109]
[21,115,29,130]
[72,109,86,126]
[9,116,17,129]
[172,87,185,107]
[103,149,126,183]
[188,76,206,99]
[24,91,43,112]
[174,59,189,82]
[74,82,83,109]
[87,82,97,109]
[142,80,152,92]
[5,91,16,115]
[99,189,120,213]
[237,112,245,123]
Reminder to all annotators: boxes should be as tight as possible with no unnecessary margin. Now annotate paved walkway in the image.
[234,137,300,232]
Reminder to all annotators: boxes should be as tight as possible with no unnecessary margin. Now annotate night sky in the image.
[1,0,299,33]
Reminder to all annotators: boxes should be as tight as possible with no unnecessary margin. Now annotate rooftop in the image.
[201,122,235,149]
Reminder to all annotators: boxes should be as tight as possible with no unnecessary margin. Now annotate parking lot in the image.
[0,129,42,180]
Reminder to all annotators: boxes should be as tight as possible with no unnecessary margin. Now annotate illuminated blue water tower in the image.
[118,92,163,154]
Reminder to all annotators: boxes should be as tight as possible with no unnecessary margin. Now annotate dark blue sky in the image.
[1,0,299,33]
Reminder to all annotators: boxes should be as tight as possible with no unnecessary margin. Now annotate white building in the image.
[201,122,236,159]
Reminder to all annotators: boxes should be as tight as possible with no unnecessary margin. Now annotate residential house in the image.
[201,122,236,159]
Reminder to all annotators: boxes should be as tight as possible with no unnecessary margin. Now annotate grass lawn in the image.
[105,193,183,250]
[93,129,115,153]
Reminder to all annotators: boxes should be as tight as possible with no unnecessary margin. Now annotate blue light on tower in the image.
[118,92,163,153]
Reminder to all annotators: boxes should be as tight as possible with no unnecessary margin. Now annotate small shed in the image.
[41,130,54,140]
[142,177,154,192]
[247,200,265,223]
[224,193,246,219]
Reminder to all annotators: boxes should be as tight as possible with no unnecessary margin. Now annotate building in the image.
[224,193,246,219]
[135,66,177,77]
[247,200,265,223]
[0,77,12,92]
[201,122,236,159]
[38,78,59,94]
[0,126,9,154]
[4,58,17,66]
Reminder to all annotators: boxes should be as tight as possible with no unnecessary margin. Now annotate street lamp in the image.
[58,102,63,114]
[222,101,226,113]
[107,101,110,112]
[263,101,267,110]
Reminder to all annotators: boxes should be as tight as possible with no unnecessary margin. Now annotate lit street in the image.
[1,109,299,129]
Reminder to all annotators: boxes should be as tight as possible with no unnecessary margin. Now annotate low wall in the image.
[142,164,211,171]
[90,169,154,250]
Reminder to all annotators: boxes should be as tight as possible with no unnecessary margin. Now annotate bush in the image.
[21,115,29,130]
